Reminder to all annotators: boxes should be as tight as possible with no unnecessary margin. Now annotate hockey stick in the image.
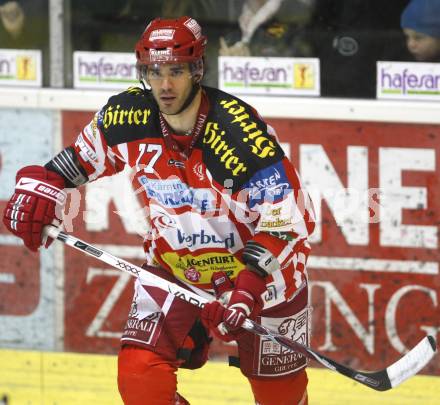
[43,226,437,391]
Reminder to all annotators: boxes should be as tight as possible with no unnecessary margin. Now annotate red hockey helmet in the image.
[135,16,207,65]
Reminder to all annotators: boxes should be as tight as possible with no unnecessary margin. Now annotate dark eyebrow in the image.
[170,65,185,71]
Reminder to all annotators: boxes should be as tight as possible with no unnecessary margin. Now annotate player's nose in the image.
[160,76,173,91]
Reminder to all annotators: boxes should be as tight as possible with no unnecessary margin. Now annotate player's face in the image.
[404,29,440,62]
[147,63,194,115]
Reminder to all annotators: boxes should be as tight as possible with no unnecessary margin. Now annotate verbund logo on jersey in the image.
[176,229,235,249]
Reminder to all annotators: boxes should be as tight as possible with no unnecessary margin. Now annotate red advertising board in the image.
[60,112,439,373]
[269,118,439,374]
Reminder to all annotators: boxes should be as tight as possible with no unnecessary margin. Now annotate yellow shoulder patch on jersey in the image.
[126,86,144,95]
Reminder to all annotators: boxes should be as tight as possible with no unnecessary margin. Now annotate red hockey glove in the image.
[222,270,266,331]
[2,165,66,251]
[201,271,235,341]
[201,270,266,341]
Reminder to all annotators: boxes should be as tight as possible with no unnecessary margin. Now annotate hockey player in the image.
[3,16,315,405]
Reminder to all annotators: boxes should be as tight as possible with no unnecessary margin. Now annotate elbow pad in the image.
[242,240,280,278]
[45,146,89,188]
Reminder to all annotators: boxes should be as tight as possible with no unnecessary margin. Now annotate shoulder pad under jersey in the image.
[97,87,160,147]
[201,86,285,191]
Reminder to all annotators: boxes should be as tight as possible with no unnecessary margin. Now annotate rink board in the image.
[0,99,439,378]
[59,114,440,374]
[0,349,439,405]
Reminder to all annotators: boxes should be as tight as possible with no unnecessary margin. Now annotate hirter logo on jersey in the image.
[203,121,248,177]
[102,104,152,129]
[220,98,277,159]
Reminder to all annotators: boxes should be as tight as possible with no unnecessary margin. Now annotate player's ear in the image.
[190,59,204,84]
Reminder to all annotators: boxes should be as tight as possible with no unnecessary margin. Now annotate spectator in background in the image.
[0,0,49,85]
[219,0,314,58]
[0,1,24,39]
[401,0,440,62]
[219,0,285,56]
[304,0,410,98]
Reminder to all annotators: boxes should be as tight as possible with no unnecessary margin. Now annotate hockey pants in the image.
[118,345,308,405]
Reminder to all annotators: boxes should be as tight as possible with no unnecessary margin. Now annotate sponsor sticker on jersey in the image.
[149,204,243,251]
[193,162,205,180]
[203,121,248,177]
[75,133,98,162]
[220,98,277,159]
[139,177,216,212]
[256,195,296,232]
[243,161,290,207]
[257,307,309,376]
[184,267,201,282]
[102,104,152,129]
[161,252,245,285]
[177,229,235,249]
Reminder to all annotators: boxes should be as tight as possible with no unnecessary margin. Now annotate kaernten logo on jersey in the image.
[244,161,291,207]
[138,177,216,212]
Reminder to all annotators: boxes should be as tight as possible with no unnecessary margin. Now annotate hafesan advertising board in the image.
[218,56,320,96]
[0,49,42,87]
[73,51,138,90]
[377,61,440,101]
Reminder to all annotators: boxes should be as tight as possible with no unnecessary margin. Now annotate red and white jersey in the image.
[71,86,315,309]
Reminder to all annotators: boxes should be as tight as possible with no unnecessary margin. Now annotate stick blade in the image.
[386,335,437,389]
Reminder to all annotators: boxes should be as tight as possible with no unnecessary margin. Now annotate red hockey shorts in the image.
[118,346,189,405]
[118,345,307,405]
[249,369,308,405]
[118,266,310,404]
